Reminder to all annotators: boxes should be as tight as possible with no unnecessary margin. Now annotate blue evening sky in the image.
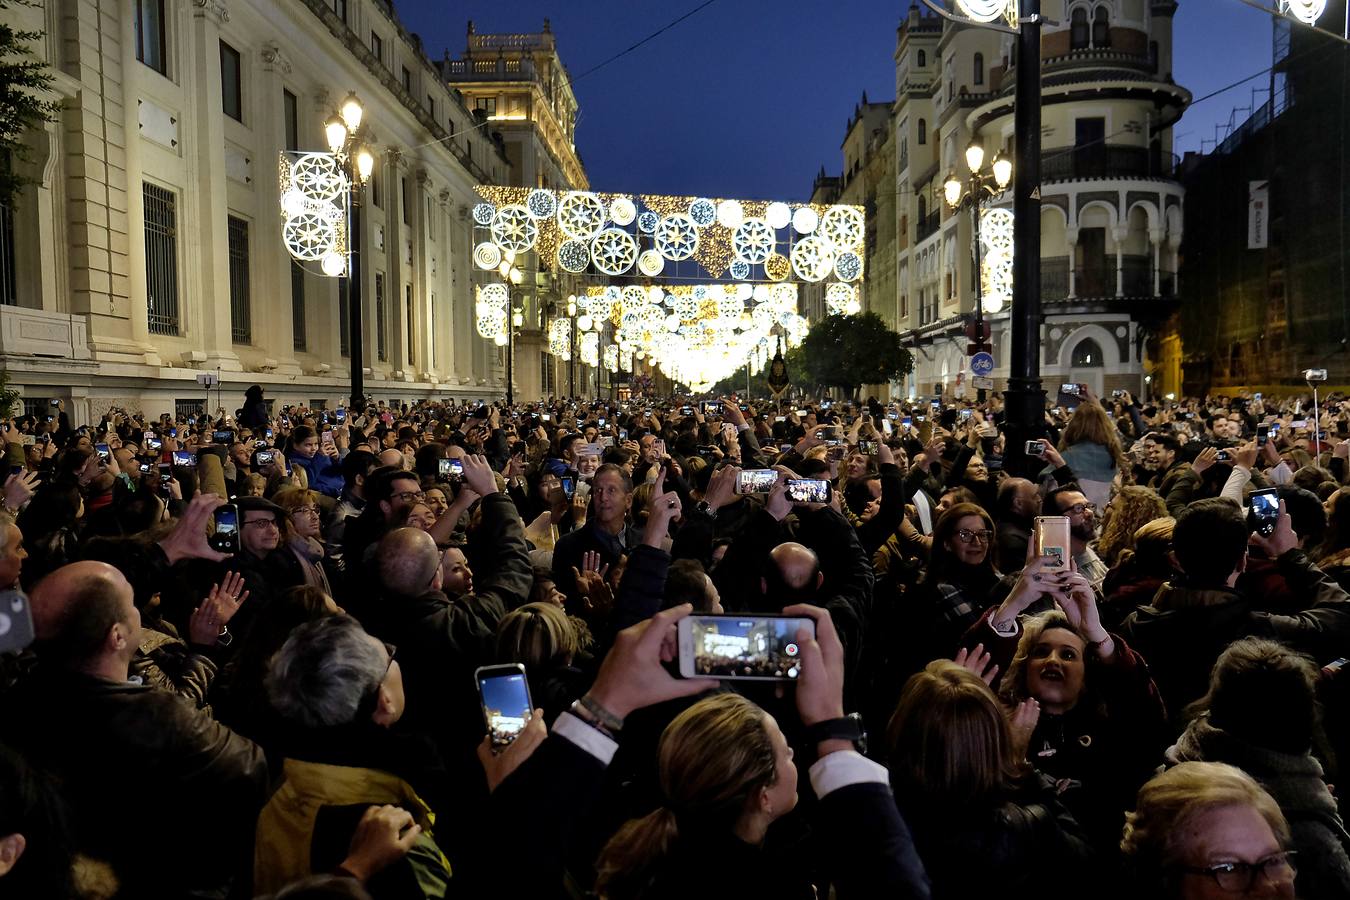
[397,0,1283,198]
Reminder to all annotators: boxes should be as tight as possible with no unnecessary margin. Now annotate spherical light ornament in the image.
[320,251,347,276]
[281,189,309,219]
[733,218,775,265]
[792,207,819,234]
[556,191,607,240]
[577,314,593,331]
[752,285,770,303]
[638,250,665,277]
[473,242,503,271]
[764,253,791,282]
[666,314,680,331]
[525,189,557,219]
[655,214,699,261]
[557,239,591,273]
[491,204,539,254]
[716,199,745,229]
[589,228,638,276]
[821,205,865,249]
[608,196,637,226]
[729,260,751,280]
[472,203,496,226]
[284,214,340,261]
[637,211,659,234]
[647,285,665,305]
[734,283,753,301]
[1279,0,1328,22]
[766,202,792,230]
[791,236,834,282]
[954,0,1009,22]
[688,198,716,227]
[479,283,509,306]
[835,251,864,282]
[675,295,699,320]
[826,283,857,315]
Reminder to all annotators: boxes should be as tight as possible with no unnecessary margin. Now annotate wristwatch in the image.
[804,712,867,754]
[694,500,717,519]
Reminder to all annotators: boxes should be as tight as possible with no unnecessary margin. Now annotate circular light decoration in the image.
[526,189,557,219]
[637,211,659,234]
[289,153,347,202]
[491,204,539,254]
[821,206,865,249]
[771,283,797,306]
[734,283,753,301]
[472,203,496,226]
[638,249,665,277]
[321,251,347,277]
[981,208,1015,252]
[1279,0,1327,21]
[764,253,791,282]
[621,285,649,312]
[473,242,503,271]
[283,214,339,261]
[675,295,699,320]
[766,202,792,230]
[752,284,770,303]
[835,251,863,282]
[557,191,607,240]
[609,196,637,226]
[717,199,745,229]
[479,283,509,306]
[729,260,751,280]
[475,305,507,339]
[688,198,716,227]
[557,239,591,273]
[955,0,1008,22]
[826,283,857,315]
[655,214,699,261]
[733,218,775,265]
[792,206,820,234]
[590,228,638,275]
[281,189,308,219]
[791,235,834,282]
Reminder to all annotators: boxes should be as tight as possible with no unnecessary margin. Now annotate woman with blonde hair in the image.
[1054,397,1126,513]
[886,658,1093,895]
[1097,486,1168,568]
[1102,517,1176,626]
[495,602,587,724]
[1122,761,1296,898]
[272,487,334,597]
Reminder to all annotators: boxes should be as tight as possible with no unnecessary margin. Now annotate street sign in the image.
[973,376,994,390]
[970,352,995,377]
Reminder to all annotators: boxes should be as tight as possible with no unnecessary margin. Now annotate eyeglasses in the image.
[1178,850,1296,893]
[390,490,425,503]
[380,641,397,679]
[292,505,319,517]
[955,528,994,545]
[1062,502,1096,516]
[242,518,280,530]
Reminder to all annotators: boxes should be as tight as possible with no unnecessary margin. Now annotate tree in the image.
[797,312,913,399]
[0,0,62,206]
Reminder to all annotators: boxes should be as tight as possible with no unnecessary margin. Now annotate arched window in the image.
[1070,7,1089,50]
[918,118,926,144]
[1071,337,1104,367]
[974,53,984,85]
[1092,7,1110,47]
[917,195,927,225]
[917,49,926,67]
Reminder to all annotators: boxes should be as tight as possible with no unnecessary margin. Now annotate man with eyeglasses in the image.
[1045,485,1109,593]
[227,497,308,631]
[340,467,428,591]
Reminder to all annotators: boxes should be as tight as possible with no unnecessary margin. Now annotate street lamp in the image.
[566,296,578,399]
[944,141,1012,402]
[502,266,523,405]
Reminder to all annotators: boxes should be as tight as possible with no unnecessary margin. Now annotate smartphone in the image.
[959,409,973,421]
[618,428,628,441]
[265,427,274,441]
[677,614,816,681]
[795,409,809,417]
[597,417,607,427]
[881,420,893,437]
[1033,516,1071,571]
[1056,383,1083,409]
[254,450,275,467]
[1216,449,1232,463]
[542,414,552,422]
[1249,487,1280,537]
[95,443,111,463]
[1112,389,1126,400]
[209,504,241,554]
[1256,423,1269,447]
[702,401,720,414]
[475,663,534,749]
[158,464,173,486]
[321,430,334,446]
[785,478,830,504]
[560,475,576,499]
[0,588,35,655]
[859,439,879,455]
[48,399,59,408]
[1253,392,1263,401]
[1025,439,1046,456]
[335,408,347,423]
[138,462,152,475]
[171,449,196,467]
[929,399,941,410]
[212,430,234,444]
[681,406,694,415]
[736,468,779,495]
[581,443,605,458]
[438,457,463,481]
[599,435,615,448]
[775,416,786,423]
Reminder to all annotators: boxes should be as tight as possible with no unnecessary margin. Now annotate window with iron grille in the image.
[338,276,350,356]
[375,272,387,362]
[176,398,206,420]
[220,41,242,122]
[227,216,251,344]
[135,0,167,75]
[143,182,180,335]
[405,285,414,365]
[291,260,306,351]
[22,399,47,420]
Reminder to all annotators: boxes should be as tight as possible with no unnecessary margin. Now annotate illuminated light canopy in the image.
[1279,0,1327,22]
[609,196,637,226]
[638,249,665,277]
[491,205,539,254]
[473,242,503,271]
[526,189,557,219]
[980,208,1014,314]
[472,203,496,226]
[688,198,716,227]
[557,239,591,273]
[792,207,819,235]
[655,214,700,261]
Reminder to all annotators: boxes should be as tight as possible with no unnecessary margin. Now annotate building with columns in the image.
[441,20,596,401]
[0,0,515,424]
[892,1,1189,400]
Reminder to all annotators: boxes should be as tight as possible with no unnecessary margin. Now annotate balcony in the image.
[915,213,942,244]
[443,56,541,84]
[1040,255,1177,302]
[1041,144,1179,182]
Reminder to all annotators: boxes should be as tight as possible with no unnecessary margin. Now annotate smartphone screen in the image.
[0,588,35,655]
[785,478,830,504]
[1256,423,1269,447]
[172,449,196,468]
[438,457,463,480]
[560,475,576,499]
[1249,488,1280,536]
[859,440,878,454]
[677,614,816,680]
[476,664,533,748]
[1034,516,1071,570]
[95,443,111,462]
[210,505,241,554]
[736,468,778,495]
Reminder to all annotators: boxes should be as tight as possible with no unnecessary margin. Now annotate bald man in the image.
[0,562,266,897]
[995,477,1040,570]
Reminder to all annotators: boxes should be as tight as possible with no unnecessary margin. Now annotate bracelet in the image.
[577,694,624,733]
[568,700,617,739]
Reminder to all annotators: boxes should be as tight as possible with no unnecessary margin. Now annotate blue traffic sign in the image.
[970,352,995,376]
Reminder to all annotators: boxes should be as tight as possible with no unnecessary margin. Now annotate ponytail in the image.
[594,807,679,900]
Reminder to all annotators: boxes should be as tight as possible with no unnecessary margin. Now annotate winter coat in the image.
[286,449,345,497]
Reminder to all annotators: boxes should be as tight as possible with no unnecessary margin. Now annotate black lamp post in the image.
[322,93,374,412]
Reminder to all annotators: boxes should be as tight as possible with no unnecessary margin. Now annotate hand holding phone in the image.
[677,614,815,680]
[1033,516,1071,571]
[476,664,534,749]
[735,468,778,495]
[208,504,241,555]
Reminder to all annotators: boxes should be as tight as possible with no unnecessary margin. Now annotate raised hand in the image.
[1008,698,1041,761]
[459,454,499,497]
[3,470,38,511]
[583,604,717,720]
[954,642,1000,686]
[158,493,232,564]
[476,710,547,792]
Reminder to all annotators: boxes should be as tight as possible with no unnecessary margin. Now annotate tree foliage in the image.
[797,312,913,398]
[0,0,63,206]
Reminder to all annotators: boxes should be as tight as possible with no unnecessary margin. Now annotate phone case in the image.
[1033,516,1071,570]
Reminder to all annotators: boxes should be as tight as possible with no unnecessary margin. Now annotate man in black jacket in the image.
[552,464,642,610]
[1,560,268,898]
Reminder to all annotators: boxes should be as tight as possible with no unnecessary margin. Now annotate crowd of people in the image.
[1,383,1349,899]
